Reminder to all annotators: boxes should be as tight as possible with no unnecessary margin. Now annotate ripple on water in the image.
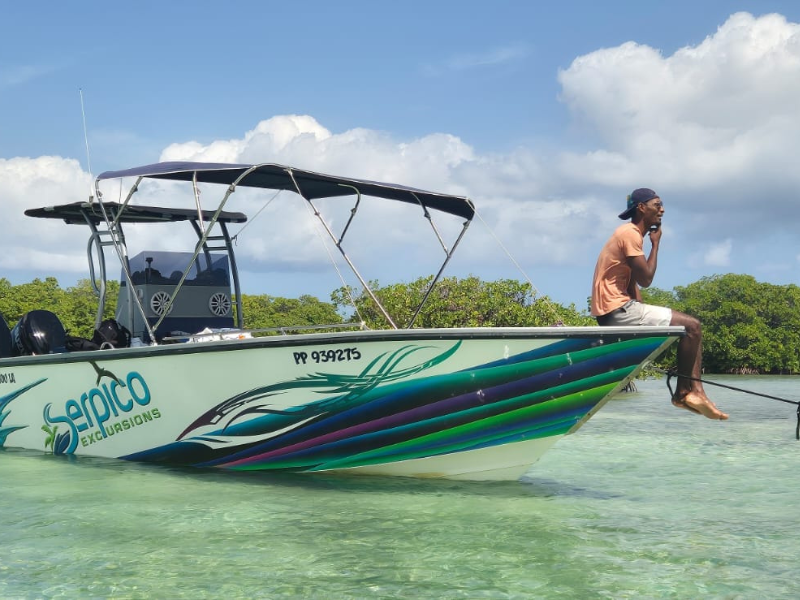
[1,377,799,598]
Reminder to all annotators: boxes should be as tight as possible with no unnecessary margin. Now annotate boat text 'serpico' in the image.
[0,162,682,480]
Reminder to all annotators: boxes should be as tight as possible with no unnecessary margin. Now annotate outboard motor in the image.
[0,315,12,358]
[10,310,67,356]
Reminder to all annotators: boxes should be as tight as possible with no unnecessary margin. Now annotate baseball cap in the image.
[618,188,659,220]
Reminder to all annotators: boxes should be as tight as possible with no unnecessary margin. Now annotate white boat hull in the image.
[0,326,679,481]
[331,436,562,481]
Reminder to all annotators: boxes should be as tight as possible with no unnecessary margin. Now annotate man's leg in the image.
[669,310,728,420]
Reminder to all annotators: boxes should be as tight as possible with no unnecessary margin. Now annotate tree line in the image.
[641,274,800,374]
[1,273,797,374]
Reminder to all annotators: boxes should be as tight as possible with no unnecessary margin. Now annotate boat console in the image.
[24,201,247,345]
[118,251,235,342]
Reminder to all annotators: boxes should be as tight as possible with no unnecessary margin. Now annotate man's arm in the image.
[627,277,642,301]
[626,229,661,288]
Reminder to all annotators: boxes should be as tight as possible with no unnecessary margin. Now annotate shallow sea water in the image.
[2,376,799,599]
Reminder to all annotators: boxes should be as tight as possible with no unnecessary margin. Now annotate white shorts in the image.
[597,300,672,327]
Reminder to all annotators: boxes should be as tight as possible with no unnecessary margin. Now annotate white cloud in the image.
[423,43,530,76]
[0,64,54,88]
[556,12,800,199]
[444,43,530,70]
[702,239,733,267]
[0,157,91,273]
[162,114,477,195]
[5,12,800,304]
[157,115,483,281]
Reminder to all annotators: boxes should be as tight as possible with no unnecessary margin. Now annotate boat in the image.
[0,162,682,481]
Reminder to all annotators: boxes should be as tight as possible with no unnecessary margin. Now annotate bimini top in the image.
[96,161,476,221]
[25,201,248,225]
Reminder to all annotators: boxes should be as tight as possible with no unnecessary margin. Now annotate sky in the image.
[3,1,800,314]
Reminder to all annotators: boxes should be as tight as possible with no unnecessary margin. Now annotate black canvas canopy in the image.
[96,161,475,220]
[25,201,247,225]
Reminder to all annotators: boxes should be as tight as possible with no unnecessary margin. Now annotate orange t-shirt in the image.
[590,223,644,316]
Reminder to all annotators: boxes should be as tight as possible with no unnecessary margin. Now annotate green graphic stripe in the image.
[231,367,633,471]
[240,379,618,471]
[325,337,659,408]
[313,382,618,470]
[351,366,635,461]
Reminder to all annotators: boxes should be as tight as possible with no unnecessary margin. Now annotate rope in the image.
[655,367,800,440]
[472,207,564,325]
[231,188,282,242]
[229,188,366,325]
[297,192,367,326]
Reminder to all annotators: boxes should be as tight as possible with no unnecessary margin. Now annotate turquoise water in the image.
[1,376,799,599]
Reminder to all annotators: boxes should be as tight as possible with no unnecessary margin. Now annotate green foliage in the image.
[644,274,800,374]
[239,293,343,331]
[639,286,677,307]
[3,272,800,374]
[332,276,593,329]
[0,278,120,338]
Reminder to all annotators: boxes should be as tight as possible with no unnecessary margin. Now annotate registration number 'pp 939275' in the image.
[293,348,361,365]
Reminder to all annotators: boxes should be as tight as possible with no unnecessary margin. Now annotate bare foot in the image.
[680,392,729,420]
[672,395,701,415]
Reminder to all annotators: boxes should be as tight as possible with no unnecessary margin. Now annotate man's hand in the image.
[649,226,662,244]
